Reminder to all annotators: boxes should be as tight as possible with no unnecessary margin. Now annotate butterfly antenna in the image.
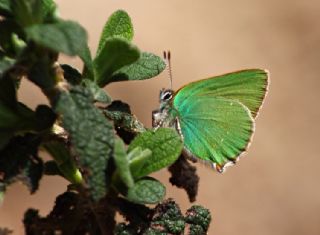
[163,50,173,89]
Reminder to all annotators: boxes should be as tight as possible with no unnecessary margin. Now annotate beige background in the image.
[1,0,320,234]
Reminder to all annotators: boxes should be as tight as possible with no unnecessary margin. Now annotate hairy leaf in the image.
[82,79,111,104]
[113,138,134,188]
[0,134,43,194]
[94,38,140,87]
[26,20,88,56]
[128,128,183,179]
[55,86,114,200]
[111,52,166,82]
[126,177,165,204]
[97,10,133,55]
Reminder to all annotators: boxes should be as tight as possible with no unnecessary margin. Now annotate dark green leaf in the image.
[55,86,114,200]
[26,20,88,56]
[0,73,17,108]
[82,79,111,104]
[0,134,43,194]
[0,20,22,56]
[113,138,134,188]
[111,52,166,82]
[94,38,140,87]
[41,0,58,22]
[185,205,211,232]
[12,0,43,26]
[128,128,183,179]
[104,110,145,133]
[34,105,56,131]
[61,64,82,85]
[126,177,165,204]
[97,10,134,55]
[0,55,15,77]
[0,0,11,16]
[79,45,94,80]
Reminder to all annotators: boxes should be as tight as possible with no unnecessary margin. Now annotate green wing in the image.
[174,69,269,118]
[173,69,268,171]
[175,96,254,171]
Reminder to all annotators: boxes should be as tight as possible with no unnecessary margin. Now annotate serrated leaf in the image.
[26,20,88,56]
[110,52,166,82]
[82,79,111,104]
[55,86,114,201]
[126,177,165,204]
[94,37,140,87]
[97,10,133,55]
[128,128,183,179]
[113,138,134,188]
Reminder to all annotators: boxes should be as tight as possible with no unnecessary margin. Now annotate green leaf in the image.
[0,55,15,77]
[94,37,140,87]
[185,205,211,232]
[127,147,152,176]
[55,86,114,201]
[0,0,12,18]
[128,128,183,179]
[26,20,88,56]
[82,79,111,104]
[43,140,83,184]
[79,45,94,80]
[0,20,23,56]
[61,64,82,85]
[97,10,134,55]
[12,0,43,26]
[113,138,134,188]
[111,52,166,82]
[126,177,165,204]
[41,0,58,21]
[0,134,43,194]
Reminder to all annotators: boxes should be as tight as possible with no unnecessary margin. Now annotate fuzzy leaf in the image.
[0,134,43,194]
[111,52,166,82]
[97,10,133,55]
[26,20,88,56]
[114,138,134,188]
[82,79,111,104]
[55,86,114,201]
[128,128,183,179]
[126,177,165,204]
[94,37,140,87]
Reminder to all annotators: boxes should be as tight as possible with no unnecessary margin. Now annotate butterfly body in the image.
[152,69,269,173]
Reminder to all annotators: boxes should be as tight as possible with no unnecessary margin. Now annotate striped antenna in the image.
[163,50,173,89]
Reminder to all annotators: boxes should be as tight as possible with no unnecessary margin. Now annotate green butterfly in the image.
[152,68,269,173]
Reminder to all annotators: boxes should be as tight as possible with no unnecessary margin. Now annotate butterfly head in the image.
[152,89,175,128]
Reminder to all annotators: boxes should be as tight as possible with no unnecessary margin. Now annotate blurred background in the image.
[1,0,320,234]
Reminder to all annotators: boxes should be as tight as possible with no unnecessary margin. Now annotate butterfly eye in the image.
[162,91,172,101]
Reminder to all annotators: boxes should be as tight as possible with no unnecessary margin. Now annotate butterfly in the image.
[152,52,269,173]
